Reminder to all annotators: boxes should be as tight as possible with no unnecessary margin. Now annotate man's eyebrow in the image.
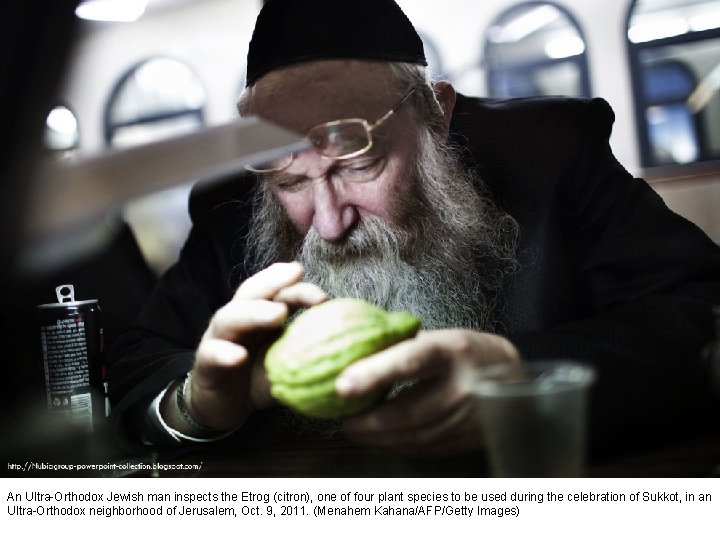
[260,169,299,184]
[274,169,302,181]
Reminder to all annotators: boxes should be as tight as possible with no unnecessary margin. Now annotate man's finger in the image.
[234,261,304,300]
[272,282,329,306]
[335,330,519,396]
[335,332,449,396]
[195,337,249,375]
[344,380,454,435]
[206,299,288,341]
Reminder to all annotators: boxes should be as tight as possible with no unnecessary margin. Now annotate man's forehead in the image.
[249,60,401,132]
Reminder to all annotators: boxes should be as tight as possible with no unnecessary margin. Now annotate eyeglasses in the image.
[245,87,415,173]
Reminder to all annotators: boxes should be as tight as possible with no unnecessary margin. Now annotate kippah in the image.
[246,0,427,87]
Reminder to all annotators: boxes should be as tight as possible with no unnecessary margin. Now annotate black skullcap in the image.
[246,0,427,87]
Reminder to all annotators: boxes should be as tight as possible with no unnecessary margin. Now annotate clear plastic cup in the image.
[475,361,596,477]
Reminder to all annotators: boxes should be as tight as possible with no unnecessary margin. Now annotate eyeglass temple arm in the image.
[369,88,416,129]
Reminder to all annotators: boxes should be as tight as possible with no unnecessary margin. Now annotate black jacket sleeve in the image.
[451,95,720,455]
[106,177,255,451]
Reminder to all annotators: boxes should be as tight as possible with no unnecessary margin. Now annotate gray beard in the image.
[244,128,519,333]
[243,129,519,438]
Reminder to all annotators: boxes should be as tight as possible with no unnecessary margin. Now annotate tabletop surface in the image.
[3,403,720,478]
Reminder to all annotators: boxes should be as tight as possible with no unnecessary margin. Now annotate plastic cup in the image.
[475,360,596,477]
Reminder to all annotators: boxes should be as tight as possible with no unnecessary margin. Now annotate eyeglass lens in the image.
[308,121,371,158]
[246,88,414,172]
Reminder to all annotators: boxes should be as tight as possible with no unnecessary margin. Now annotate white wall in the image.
[655,178,720,242]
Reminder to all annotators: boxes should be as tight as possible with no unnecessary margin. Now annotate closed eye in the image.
[270,173,310,192]
[334,156,386,179]
[267,155,386,191]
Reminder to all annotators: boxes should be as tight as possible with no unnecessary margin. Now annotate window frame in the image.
[103,56,206,147]
[483,1,592,99]
[626,0,720,169]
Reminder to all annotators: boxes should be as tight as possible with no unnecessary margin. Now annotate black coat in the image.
[107,95,720,463]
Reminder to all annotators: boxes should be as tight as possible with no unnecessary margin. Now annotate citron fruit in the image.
[265,298,421,418]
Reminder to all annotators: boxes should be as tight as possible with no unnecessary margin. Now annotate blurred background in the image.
[1,0,719,444]
[53,0,720,275]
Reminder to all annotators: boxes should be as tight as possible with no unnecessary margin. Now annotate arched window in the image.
[484,2,591,98]
[627,0,720,168]
[104,56,206,147]
[104,57,207,274]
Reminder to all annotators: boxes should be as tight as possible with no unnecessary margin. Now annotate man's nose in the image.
[310,179,359,242]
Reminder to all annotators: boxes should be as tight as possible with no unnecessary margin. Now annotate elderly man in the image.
[108,0,720,466]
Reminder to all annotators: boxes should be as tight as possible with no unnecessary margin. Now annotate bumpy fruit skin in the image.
[265,298,421,418]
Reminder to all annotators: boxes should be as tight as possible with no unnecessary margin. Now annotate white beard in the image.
[244,128,519,333]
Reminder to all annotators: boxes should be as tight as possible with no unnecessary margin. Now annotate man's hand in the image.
[335,329,520,457]
[179,262,328,432]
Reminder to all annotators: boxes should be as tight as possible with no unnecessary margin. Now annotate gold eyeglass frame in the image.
[246,87,416,173]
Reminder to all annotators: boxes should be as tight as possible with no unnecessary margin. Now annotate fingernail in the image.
[312,289,330,303]
[335,376,355,395]
[259,301,287,319]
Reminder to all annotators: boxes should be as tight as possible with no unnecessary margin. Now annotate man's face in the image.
[243,61,519,333]
[246,61,418,242]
